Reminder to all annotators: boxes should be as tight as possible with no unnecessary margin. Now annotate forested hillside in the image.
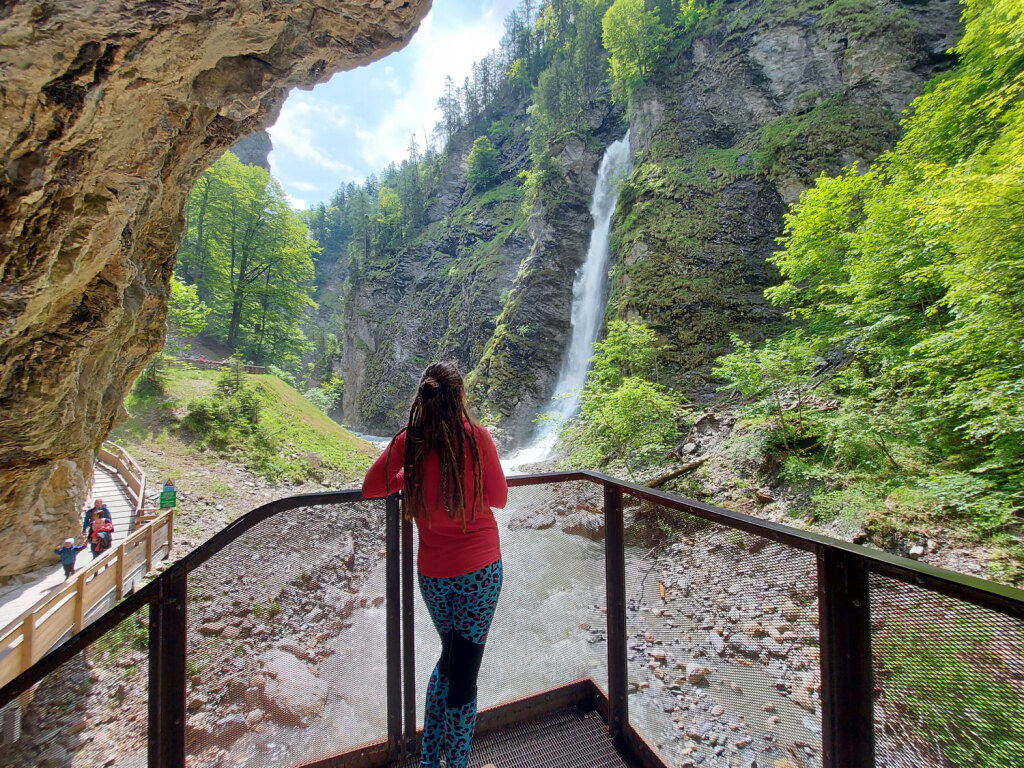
[166,0,1023,582]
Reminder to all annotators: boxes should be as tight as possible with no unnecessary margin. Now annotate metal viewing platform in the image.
[0,472,1021,768]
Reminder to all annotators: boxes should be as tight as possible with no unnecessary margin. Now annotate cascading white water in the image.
[508,132,633,469]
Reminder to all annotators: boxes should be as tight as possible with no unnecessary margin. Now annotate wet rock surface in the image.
[0,0,430,578]
[508,481,606,541]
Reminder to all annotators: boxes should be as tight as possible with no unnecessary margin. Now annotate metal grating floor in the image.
[398,705,641,768]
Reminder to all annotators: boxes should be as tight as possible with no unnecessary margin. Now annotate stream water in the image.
[508,131,633,469]
[234,135,819,767]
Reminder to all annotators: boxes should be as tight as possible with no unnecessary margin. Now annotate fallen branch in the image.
[646,454,712,488]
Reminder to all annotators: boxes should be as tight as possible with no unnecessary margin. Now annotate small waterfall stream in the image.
[507,132,633,469]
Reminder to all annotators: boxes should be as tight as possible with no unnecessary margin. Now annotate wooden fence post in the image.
[74,573,87,632]
[166,510,174,555]
[116,544,125,600]
[146,525,154,571]
[20,614,34,672]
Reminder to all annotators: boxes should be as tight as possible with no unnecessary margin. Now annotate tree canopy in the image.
[176,152,317,366]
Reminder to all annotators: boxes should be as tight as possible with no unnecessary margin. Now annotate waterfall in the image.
[508,131,633,469]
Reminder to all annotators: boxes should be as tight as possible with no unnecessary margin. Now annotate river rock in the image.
[508,507,557,530]
[562,513,605,541]
[685,664,711,684]
[259,649,327,725]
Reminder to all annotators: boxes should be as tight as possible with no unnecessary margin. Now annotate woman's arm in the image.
[362,431,406,498]
[478,426,508,509]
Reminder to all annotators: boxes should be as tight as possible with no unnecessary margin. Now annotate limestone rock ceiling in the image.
[0,0,432,578]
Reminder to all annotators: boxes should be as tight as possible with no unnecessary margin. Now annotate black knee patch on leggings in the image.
[440,630,487,707]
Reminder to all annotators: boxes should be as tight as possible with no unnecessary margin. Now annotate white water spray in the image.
[507,131,633,470]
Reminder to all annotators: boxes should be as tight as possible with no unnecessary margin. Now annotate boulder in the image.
[508,507,557,531]
[685,664,711,685]
[562,513,605,541]
[259,649,327,725]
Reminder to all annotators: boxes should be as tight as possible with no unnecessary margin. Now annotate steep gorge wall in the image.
[339,99,624,439]
[0,0,430,579]
[611,0,962,385]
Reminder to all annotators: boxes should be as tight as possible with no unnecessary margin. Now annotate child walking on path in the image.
[363,361,506,768]
[55,538,87,579]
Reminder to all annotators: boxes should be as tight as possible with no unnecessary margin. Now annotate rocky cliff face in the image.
[0,0,430,579]
[231,130,274,170]
[470,104,625,443]
[340,126,533,432]
[339,99,624,438]
[340,0,960,442]
[611,0,962,384]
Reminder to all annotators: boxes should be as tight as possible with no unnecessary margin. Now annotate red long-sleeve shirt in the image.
[362,423,507,578]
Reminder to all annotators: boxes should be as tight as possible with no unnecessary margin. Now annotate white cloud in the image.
[268,99,357,176]
[284,192,307,210]
[285,180,326,193]
[356,6,508,170]
[268,0,519,204]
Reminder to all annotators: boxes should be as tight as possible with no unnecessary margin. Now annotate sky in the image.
[268,0,521,210]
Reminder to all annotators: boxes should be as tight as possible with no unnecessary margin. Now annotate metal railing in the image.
[0,471,1021,768]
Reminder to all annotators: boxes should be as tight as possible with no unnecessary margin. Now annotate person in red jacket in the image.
[363,361,507,768]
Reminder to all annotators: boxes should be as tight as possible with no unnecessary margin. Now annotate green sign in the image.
[159,483,176,509]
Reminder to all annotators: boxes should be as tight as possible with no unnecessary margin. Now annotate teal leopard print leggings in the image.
[418,559,502,768]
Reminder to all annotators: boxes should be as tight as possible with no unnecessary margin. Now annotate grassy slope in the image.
[117,366,375,486]
[252,373,377,478]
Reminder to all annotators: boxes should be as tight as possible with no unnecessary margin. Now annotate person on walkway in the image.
[82,499,112,535]
[89,516,114,558]
[362,362,507,768]
[55,538,87,580]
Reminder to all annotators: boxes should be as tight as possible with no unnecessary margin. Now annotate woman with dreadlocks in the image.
[362,361,507,768]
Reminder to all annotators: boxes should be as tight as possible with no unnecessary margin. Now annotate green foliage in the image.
[176,152,317,365]
[467,136,500,193]
[587,319,660,390]
[94,613,149,657]
[578,376,678,480]
[253,599,282,619]
[747,0,1024,543]
[137,354,170,397]
[696,0,1023,562]
[876,616,1024,767]
[713,331,823,449]
[175,368,371,483]
[602,0,671,101]
[266,364,299,389]
[167,276,211,343]
[571,320,679,480]
[304,376,344,414]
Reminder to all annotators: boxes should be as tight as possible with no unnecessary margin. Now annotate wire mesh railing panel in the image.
[185,499,388,767]
[622,494,822,768]
[0,608,149,768]
[870,573,1024,768]
[410,479,608,718]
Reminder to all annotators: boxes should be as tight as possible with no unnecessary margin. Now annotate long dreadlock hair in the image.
[384,362,484,531]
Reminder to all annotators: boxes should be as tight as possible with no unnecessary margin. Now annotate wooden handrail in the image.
[172,356,266,374]
[96,441,146,523]
[0,442,173,689]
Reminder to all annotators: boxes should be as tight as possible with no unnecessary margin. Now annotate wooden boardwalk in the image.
[0,445,173,689]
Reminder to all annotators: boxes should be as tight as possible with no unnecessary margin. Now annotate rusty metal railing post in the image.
[401,507,417,758]
[818,548,874,768]
[604,482,628,744]
[148,568,187,768]
[385,495,403,761]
